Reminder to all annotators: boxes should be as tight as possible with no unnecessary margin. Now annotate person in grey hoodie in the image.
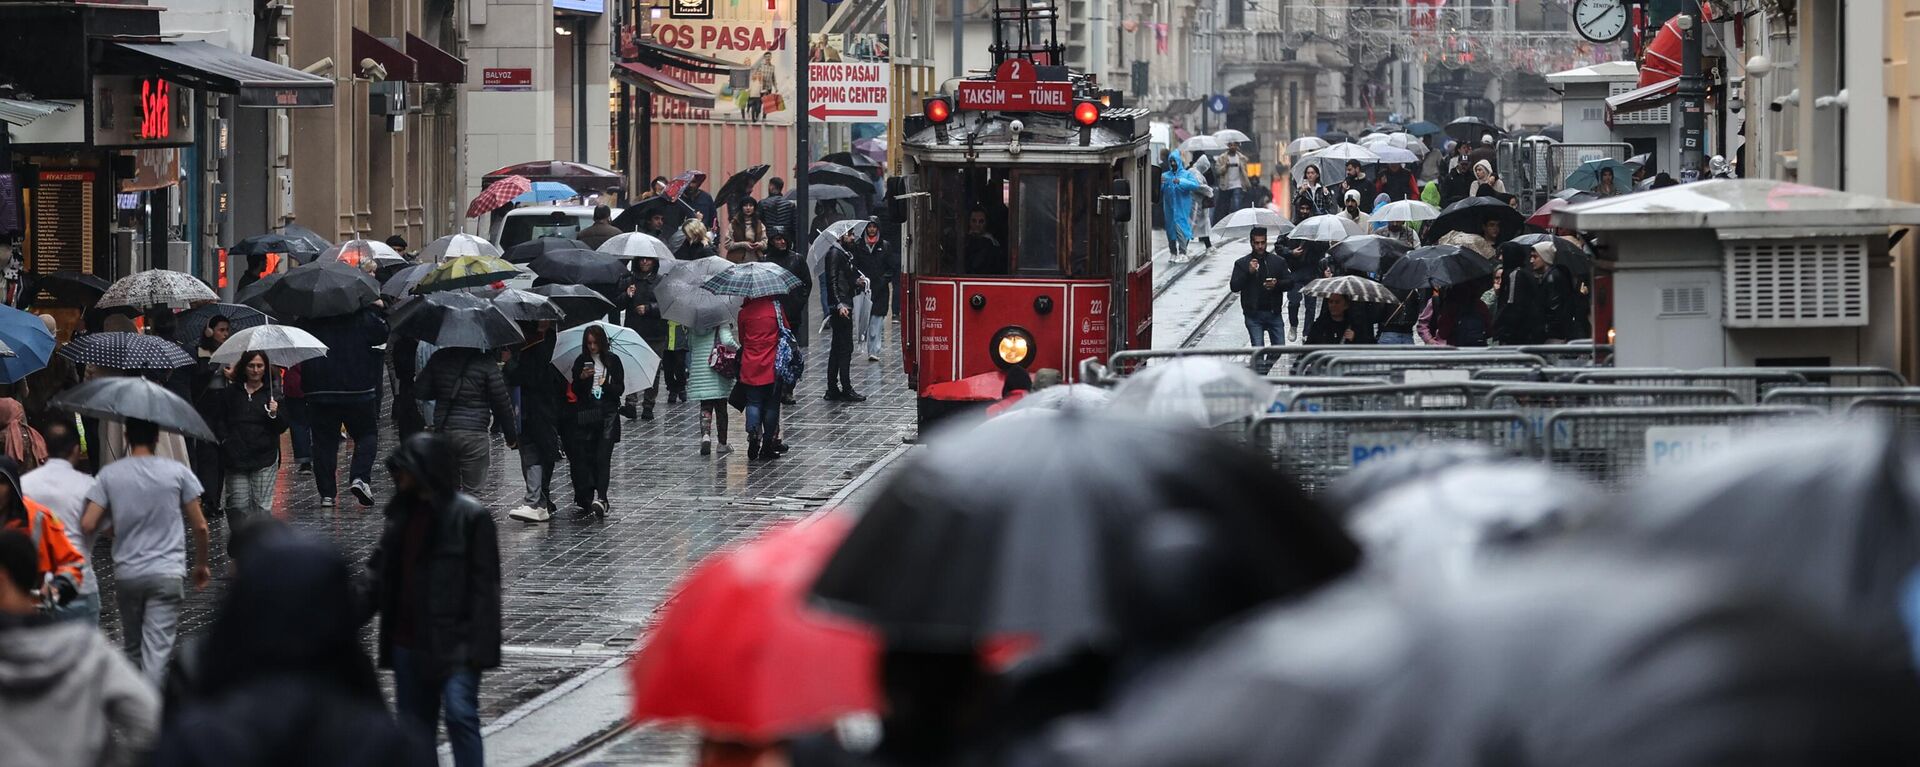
[0,529,159,766]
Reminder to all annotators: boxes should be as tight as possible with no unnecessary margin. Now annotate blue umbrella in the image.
[512,181,580,204]
[0,305,57,383]
[1406,120,1443,138]
[1564,158,1633,193]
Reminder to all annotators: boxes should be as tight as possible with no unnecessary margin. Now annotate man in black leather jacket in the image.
[366,433,501,767]
[823,228,865,402]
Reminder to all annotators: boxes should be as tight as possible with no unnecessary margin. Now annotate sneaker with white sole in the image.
[508,505,552,523]
[319,497,335,507]
[350,479,375,507]
[591,498,608,518]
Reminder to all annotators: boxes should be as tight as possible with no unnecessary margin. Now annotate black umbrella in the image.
[279,223,332,252]
[229,233,323,258]
[17,270,109,309]
[234,272,280,313]
[611,195,694,233]
[1426,196,1527,244]
[391,292,524,350]
[50,375,216,440]
[1611,423,1920,666]
[1318,130,1352,144]
[821,150,880,170]
[714,163,772,208]
[504,236,591,264]
[56,331,195,371]
[259,261,380,320]
[529,249,628,287]
[1380,245,1495,291]
[806,185,859,203]
[479,287,566,322]
[1508,233,1593,278]
[807,161,876,196]
[1444,115,1504,145]
[1326,235,1413,276]
[172,302,272,345]
[526,283,616,324]
[811,413,1360,661]
[380,263,431,301]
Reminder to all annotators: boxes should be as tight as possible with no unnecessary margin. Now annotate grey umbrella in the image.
[380,263,432,301]
[261,261,380,320]
[1346,461,1600,587]
[171,303,271,345]
[97,270,218,311]
[50,375,216,440]
[811,413,1360,663]
[480,287,566,322]
[526,283,615,325]
[391,292,525,350]
[655,256,742,331]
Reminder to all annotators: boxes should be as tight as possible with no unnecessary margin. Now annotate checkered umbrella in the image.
[97,270,218,311]
[57,332,194,371]
[468,175,532,218]
[1301,275,1400,304]
[414,255,520,294]
[210,325,329,367]
[420,233,504,263]
[703,261,802,299]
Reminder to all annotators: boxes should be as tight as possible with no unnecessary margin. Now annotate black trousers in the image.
[827,312,854,393]
[563,422,616,508]
[393,380,425,439]
[640,338,667,405]
[663,349,689,395]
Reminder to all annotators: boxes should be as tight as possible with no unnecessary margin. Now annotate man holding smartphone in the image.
[1228,227,1292,346]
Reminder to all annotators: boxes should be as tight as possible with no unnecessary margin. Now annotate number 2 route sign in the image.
[955,58,1074,113]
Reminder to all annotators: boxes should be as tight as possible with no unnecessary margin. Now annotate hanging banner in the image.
[650,15,794,125]
[806,33,891,123]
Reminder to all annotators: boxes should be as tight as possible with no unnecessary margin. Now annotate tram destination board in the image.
[31,170,94,274]
[955,58,1074,113]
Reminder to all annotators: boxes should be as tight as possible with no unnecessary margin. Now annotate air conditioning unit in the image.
[1722,238,1868,327]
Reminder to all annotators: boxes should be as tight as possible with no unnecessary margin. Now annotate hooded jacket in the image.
[0,616,159,766]
[0,460,85,594]
[366,434,502,671]
[1159,154,1208,242]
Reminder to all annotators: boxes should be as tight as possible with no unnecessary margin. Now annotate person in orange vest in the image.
[0,455,85,609]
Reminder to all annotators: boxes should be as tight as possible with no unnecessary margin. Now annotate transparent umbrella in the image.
[1110,357,1271,428]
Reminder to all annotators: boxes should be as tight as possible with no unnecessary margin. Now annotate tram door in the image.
[898,189,934,387]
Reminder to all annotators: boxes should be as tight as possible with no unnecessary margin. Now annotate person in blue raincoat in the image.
[1161,152,1208,264]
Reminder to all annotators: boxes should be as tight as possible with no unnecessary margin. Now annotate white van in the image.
[490,205,623,250]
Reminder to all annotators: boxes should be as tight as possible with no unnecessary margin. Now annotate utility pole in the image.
[795,0,811,236]
[952,0,964,75]
[1677,1,1705,177]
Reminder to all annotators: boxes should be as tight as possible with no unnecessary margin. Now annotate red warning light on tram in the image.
[1073,100,1101,126]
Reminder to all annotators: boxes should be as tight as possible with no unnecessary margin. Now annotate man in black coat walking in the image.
[1228,228,1291,346]
[823,228,865,402]
[366,433,500,767]
[763,228,812,405]
[508,324,563,523]
[852,217,897,362]
[620,257,670,420]
[298,307,388,508]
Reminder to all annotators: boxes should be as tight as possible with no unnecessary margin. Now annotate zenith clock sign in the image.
[92,76,195,148]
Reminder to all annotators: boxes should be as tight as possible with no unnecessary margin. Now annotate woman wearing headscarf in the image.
[0,398,45,472]
[1369,193,1392,232]
[1468,159,1506,198]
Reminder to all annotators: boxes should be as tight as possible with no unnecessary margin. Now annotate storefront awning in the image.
[0,97,73,127]
[101,41,333,108]
[352,29,416,82]
[1607,77,1678,116]
[630,40,736,75]
[614,61,715,108]
[406,33,466,84]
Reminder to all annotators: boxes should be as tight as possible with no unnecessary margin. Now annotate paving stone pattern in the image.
[93,321,917,722]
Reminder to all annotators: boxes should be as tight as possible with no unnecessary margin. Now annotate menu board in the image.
[31,170,94,275]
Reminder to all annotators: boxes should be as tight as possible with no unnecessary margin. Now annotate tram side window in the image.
[1016,174,1061,274]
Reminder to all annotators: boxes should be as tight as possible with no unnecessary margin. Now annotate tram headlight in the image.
[925,97,953,125]
[991,326,1035,369]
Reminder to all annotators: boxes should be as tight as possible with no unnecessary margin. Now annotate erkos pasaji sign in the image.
[955,58,1073,113]
[805,33,890,123]
[481,68,534,91]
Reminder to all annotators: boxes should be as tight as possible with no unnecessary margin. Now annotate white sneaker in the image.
[508,505,552,523]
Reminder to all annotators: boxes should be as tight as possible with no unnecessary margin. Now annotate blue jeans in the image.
[52,591,101,625]
[1377,331,1415,345]
[1288,289,1318,336]
[392,647,483,767]
[1244,309,1286,346]
[743,383,781,439]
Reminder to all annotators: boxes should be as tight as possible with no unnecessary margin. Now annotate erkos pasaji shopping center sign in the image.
[807,62,889,122]
[955,58,1073,113]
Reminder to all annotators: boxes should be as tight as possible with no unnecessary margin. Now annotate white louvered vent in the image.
[1659,285,1707,316]
[1581,106,1604,122]
[1609,81,1671,124]
[1722,239,1868,328]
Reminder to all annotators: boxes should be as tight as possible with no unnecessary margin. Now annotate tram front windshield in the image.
[923,164,1116,278]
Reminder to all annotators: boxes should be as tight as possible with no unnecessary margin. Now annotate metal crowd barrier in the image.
[1261,376,1387,414]
[1323,353,1551,382]
[1294,347,1487,377]
[1507,344,1614,367]
[1485,383,1743,411]
[1566,369,1812,404]
[1760,386,1920,410]
[1759,367,1909,388]
[1540,405,1819,490]
[1103,345,1460,381]
[1282,382,1500,413]
[1252,411,1534,494]
[1845,397,1920,428]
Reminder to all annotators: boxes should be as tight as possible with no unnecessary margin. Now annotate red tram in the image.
[891,0,1153,428]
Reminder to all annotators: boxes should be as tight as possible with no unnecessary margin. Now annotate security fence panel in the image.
[1284,382,1501,413]
[1253,411,1534,495]
[1845,397,1920,430]
[1568,369,1811,404]
[1323,353,1550,382]
[1752,367,1908,388]
[1261,376,1390,414]
[1290,346,1465,377]
[1507,344,1614,367]
[1542,406,1818,491]
[1487,384,1743,445]
[1762,387,1920,410]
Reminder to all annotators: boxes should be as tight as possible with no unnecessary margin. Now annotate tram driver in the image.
[963,208,1008,274]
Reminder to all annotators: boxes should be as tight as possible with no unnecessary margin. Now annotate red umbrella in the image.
[1526,197,1568,228]
[467,176,532,219]
[663,170,709,202]
[630,513,879,741]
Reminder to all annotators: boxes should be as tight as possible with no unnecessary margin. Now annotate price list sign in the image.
[32,170,95,274]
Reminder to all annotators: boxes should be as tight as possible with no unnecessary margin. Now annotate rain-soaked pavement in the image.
[92,323,917,733]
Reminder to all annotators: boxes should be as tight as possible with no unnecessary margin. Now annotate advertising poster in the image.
[806,33,891,123]
[651,6,795,125]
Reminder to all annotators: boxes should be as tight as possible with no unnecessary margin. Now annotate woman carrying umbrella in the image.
[724,199,769,264]
[562,325,623,517]
[737,293,785,460]
[205,351,286,528]
[1293,164,1335,222]
[1418,275,1494,347]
